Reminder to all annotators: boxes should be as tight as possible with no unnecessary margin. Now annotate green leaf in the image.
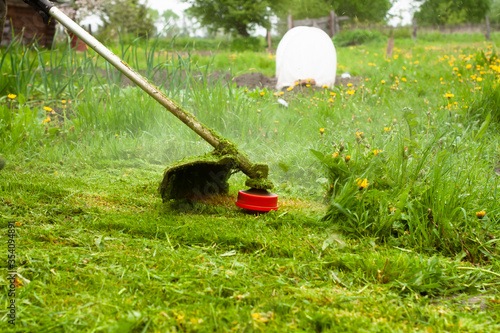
[475,112,491,140]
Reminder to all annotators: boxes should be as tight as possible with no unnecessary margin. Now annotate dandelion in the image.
[381,80,386,84]
[401,77,407,82]
[287,86,294,91]
[373,149,382,156]
[61,100,67,104]
[443,92,455,98]
[43,106,53,112]
[330,92,336,97]
[8,94,17,99]
[332,152,339,158]
[476,211,486,219]
[345,155,351,162]
[466,64,472,69]
[319,128,325,134]
[356,178,369,189]
[347,83,353,87]
[346,90,355,95]
[259,91,265,97]
[322,85,329,89]
[384,127,391,132]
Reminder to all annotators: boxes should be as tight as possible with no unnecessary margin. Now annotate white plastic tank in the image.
[275,26,337,90]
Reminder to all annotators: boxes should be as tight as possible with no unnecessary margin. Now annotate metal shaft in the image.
[48,7,222,150]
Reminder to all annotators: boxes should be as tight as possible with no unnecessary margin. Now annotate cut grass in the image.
[1,162,500,332]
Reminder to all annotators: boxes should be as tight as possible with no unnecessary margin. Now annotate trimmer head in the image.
[159,153,237,201]
[235,188,279,212]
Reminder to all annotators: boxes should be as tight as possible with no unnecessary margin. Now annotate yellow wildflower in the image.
[43,106,53,112]
[373,149,382,156]
[332,152,339,158]
[381,80,386,84]
[443,92,455,98]
[319,128,325,134]
[8,94,17,99]
[384,127,391,132]
[356,178,369,189]
[476,211,486,219]
[345,155,351,162]
[346,90,355,95]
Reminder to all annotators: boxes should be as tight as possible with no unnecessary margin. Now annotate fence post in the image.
[412,17,417,40]
[329,11,335,36]
[266,29,272,52]
[485,14,490,41]
[287,13,293,31]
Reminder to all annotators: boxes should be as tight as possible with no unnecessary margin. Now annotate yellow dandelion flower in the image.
[384,127,391,132]
[346,90,355,95]
[466,64,472,69]
[8,94,17,99]
[476,211,486,219]
[43,106,52,112]
[332,152,339,158]
[345,155,351,162]
[61,100,67,104]
[401,77,407,82]
[356,178,369,189]
[287,86,294,91]
[259,91,265,97]
[347,83,353,87]
[320,128,325,134]
[443,92,455,98]
[373,149,382,156]
[381,80,386,84]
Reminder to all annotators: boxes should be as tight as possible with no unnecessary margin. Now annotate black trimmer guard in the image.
[158,153,238,201]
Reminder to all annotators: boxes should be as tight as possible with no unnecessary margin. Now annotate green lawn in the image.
[1,35,500,331]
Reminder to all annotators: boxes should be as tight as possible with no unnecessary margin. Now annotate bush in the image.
[333,29,386,47]
[230,37,263,52]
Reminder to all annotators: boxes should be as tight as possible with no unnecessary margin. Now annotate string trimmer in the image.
[24,0,278,211]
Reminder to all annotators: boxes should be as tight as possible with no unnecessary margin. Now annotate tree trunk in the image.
[235,23,249,37]
[0,0,7,45]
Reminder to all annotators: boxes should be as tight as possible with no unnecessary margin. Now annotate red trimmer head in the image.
[235,189,279,212]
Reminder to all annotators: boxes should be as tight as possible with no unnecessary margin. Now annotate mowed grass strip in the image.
[1,164,500,332]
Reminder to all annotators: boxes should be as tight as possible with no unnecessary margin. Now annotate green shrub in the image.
[230,37,263,52]
[333,29,386,47]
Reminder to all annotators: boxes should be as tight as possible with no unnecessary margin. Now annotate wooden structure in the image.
[287,11,349,37]
[1,0,64,47]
